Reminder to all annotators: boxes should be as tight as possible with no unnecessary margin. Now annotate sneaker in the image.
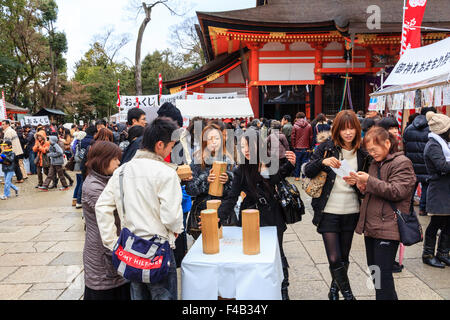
[76,203,82,209]
[0,195,7,200]
[59,186,69,191]
[35,185,42,189]
[15,189,19,197]
[16,180,24,183]
[38,186,49,192]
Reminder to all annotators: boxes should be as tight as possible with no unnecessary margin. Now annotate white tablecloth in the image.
[181,226,283,300]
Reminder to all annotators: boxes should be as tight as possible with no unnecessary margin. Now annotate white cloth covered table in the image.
[181,226,283,300]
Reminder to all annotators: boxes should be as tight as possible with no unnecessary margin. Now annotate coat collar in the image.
[89,169,111,184]
[134,149,177,170]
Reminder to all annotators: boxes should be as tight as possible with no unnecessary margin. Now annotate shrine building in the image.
[164,0,450,120]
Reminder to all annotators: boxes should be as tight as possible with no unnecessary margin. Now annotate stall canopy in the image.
[371,37,450,97]
[176,98,254,119]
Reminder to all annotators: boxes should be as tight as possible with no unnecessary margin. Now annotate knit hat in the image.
[426,111,450,135]
[157,102,183,127]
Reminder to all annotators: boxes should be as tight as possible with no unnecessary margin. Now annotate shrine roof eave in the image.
[164,49,246,89]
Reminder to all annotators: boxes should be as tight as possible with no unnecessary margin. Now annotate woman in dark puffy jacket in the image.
[422,112,450,268]
[82,141,130,300]
[218,128,296,300]
[185,123,235,239]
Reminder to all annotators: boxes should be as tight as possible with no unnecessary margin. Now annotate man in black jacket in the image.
[121,108,147,165]
[403,107,436,216]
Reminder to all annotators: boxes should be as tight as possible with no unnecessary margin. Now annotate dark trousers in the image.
[73,174,83,204]
[425,216,450,240]
[84,283,131,300]
[410,181,428,212]
[13,157,23,181]
[29,151,37,174]
[43,165,68,188]
[37,166,49,186]
[130,249,177,300]
[294,148,310,178]
[364,237,399,300]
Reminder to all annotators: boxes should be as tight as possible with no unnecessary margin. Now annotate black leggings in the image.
[322,231,355,269]
[425,216,450,239]
[364,237,399,300]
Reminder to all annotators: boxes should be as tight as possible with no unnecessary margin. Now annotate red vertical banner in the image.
[185,83,188,99]
[117,80,121,108]
[401,0,428,56]
[136,97,140,108]
[158,74,163,100]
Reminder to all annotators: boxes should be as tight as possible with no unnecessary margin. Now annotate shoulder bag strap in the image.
[119,165,127,219]
[376,166,399,214]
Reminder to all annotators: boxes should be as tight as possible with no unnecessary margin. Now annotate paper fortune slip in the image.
[331,159,356,178]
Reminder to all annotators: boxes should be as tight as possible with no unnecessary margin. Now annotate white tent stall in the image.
[176,98,254,120]
[369,37,450,120]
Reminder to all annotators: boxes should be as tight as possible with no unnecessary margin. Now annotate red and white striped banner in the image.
[158,74,163,99]
[397,110,403,139]
[400,0,428,56]
[0,90,7,120]
[117,80,121,108]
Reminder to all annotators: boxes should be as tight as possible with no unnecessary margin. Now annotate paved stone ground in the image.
[0,174,448,300]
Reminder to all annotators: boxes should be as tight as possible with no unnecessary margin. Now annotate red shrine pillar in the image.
[312,42,324,117]
[247,42,262,119]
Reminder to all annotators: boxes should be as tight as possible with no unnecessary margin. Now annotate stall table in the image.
[181,226,283,300]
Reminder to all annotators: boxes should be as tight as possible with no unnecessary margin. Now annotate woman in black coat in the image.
[218,128,296,300]
[422,112,450,268]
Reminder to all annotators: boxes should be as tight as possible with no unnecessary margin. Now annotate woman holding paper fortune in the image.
[218,128,297,300]
[185,123,235,240]
[351,126,416,300]
[304,110,371,300]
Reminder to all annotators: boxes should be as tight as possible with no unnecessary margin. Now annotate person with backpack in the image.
[0,140,19,200]
[95,117,183,300]
[38,136,70,191]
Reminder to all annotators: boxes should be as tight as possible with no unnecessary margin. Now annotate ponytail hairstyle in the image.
[363,126,398,154]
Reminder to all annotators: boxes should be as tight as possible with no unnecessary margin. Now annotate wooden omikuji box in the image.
[200,209,219,254]
[208,161,227,197]
[207,200,223,239]
[177,165,192,180]
[242,209,260,255]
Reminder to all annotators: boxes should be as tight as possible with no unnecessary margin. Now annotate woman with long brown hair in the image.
[304,110,371,300]
[82,141,130,300]
[184,123,235,239]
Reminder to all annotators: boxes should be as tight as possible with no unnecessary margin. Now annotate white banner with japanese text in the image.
[159,90,187,106]
[119,95,158,109]
[192,92,238,100]
[23,116,50,126]
[383,37,450,87]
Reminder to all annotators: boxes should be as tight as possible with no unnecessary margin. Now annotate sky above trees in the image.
[55,0,255,78]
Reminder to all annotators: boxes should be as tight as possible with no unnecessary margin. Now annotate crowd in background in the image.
[0,103,449,301]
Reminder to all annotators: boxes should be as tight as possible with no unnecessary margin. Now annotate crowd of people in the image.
[0,102,449,301]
